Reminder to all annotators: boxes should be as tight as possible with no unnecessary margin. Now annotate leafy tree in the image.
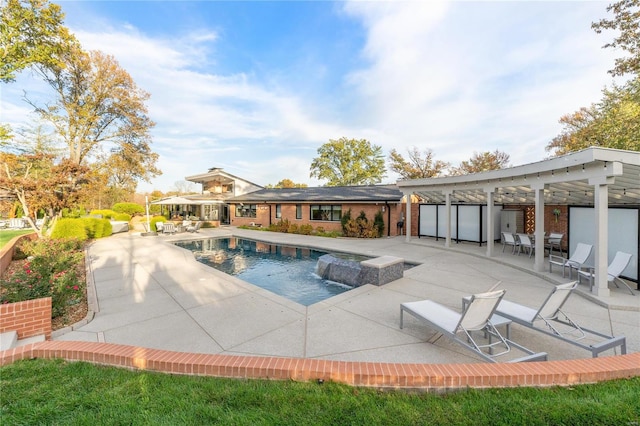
[388,147,449,180]
[264,179,308,188]
[310,137,386,186]
[546,77,640,155]
[592,0,640,77]
[0,0,77,82]
[449,150,511,175]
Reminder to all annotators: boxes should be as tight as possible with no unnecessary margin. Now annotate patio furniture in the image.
[516,234,534,258]
[187,221,202,233]
[9,218,27,229]
[501,232,519,254]
[577,251,635,296]
[400,290,547,363]
[162,222,176,234]
[545,233,564,257]
[156,222,164,232]
[490,282,627,357]
[549,243,592,279]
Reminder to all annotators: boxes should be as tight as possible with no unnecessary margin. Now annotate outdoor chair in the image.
[545,233,564,257]
[187,221,202,233]
[501,232,519,254]
[516,234,534,258]
[489,282,626,357]
[162,222,176,234]
[155,222,164,232]
[549,243,593,279]
[577,251,635,296]
[400,290,547,363]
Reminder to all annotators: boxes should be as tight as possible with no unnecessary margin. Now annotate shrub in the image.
[51,219,88,240]
[273,219,290,233]
[374,210,385,237]
[299,224,313,235]
[0,238,85,318]
[89,209,116,219]
[287,223,299,234]
[113,213,132,222]
[201,221,215,228]
[150,216,166,232]
[112,203,144,216]
[80,218,113,238]
[341,209,352,233]
[61,207,87,218]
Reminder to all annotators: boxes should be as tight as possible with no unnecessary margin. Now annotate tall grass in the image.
[1,359,638,425]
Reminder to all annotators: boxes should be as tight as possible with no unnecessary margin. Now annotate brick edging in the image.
[1,341,638,391]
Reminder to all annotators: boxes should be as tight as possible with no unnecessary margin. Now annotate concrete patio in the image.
[53,227,639,364]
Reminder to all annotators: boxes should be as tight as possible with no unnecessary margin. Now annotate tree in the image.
[0,0,77,82]
[449,150,511,175]
[173,180,195,194]
[592,0,640,77]
[310,137,386,186]
[264,178,308,188]
[388,147,449,180]
[546,77,640,155]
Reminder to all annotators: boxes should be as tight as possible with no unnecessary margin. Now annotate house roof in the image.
[228,185,404,203]
[185,167,263,188]
[396,147,640,206]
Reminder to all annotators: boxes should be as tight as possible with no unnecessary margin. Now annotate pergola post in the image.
[484,187,495,257]
[444,190,452,248]
[404,191,412,243]
[532,183,545,272]
[590,176,613,297]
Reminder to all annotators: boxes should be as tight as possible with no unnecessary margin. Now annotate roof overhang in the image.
[396,147,640,206]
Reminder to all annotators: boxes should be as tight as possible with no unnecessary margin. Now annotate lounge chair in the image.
[549,243,593,279]
[545,233,564,257]
[400,290,547,363]
[489,282,626,357]
[501,232,519,254]
[516,234,534,258]
[187,221,202,232]
[577,251,635,296]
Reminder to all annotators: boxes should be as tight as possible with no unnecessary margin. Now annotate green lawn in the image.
[1,359,638,425]
[0,229,34,249]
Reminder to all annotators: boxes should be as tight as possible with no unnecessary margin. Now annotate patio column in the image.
[590,176,613,297]
[532,183,545,272]
[484,187,495,257]
[404,191,412,243]
[444,190,452,248]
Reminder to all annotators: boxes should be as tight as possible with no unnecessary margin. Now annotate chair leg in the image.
[614,277,636,296]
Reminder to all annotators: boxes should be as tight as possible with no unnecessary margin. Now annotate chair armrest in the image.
[548,254,564,264]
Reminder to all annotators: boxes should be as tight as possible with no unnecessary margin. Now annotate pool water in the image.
[174,237,366,306]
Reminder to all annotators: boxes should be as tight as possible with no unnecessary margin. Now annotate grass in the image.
[1,359,639,425]
[0,229,34,249]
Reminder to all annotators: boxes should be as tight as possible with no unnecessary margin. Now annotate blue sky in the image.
[1,1,623,193]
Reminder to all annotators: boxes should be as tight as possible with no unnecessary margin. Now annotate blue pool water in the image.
[174,237,370,306]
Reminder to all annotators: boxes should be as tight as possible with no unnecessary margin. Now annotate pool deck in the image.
[52,227,638,365]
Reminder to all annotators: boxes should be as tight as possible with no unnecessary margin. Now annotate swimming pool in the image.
[174,237,368,306]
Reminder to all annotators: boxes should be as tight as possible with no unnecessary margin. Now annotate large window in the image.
[296,204,302,219]
[275,204,282,219]
[235,204,256,218]
[310,205,342,221]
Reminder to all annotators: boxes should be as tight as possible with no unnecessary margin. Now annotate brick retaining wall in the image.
[0,297,52,340]
[1,341,638,391]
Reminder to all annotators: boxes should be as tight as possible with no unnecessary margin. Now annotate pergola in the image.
[396,147,640,297]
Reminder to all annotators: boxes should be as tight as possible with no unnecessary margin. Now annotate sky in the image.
[1,0,625,193]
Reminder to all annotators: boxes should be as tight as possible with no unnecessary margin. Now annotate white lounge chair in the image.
[577,251,635,296]
[490,282,626,357]
[501,232,519,254]
[401,290,547,363]
[549,243,593,279]
[187,221,202,233]
[516,234,534,258]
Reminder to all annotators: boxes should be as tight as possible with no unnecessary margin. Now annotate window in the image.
[310,205,342,221]
[275,204,282,219]
[296,204,302,219]
[235,204,256,218]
